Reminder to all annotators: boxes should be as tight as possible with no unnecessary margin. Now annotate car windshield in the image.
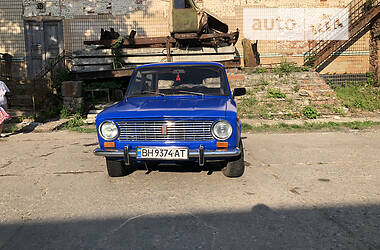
[127,65,229,97]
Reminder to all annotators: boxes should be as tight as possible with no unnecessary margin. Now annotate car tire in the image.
[222,140,245,178]
[106,158,127,177]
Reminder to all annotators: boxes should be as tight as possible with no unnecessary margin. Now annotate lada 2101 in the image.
[93,62,246,178]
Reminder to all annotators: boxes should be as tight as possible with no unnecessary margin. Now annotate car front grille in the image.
[117,120,214,141]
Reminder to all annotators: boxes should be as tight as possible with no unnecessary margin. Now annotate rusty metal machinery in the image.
[84,0,238,49]
[170,0,229,35]
[74,0,241,78]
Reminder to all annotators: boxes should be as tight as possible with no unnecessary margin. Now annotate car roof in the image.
[135,61,225,70]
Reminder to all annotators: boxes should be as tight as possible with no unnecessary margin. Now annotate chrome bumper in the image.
[93,147,241,166]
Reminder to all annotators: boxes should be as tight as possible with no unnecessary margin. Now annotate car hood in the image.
[98,96,232,120]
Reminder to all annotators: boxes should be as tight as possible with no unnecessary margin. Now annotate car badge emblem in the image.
[162,125,167,136]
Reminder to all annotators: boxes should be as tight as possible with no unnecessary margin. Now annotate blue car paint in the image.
[96,62,241,160]
[98,96,231,119]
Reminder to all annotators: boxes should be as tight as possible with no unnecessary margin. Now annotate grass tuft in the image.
[267,88,286,99]
[334,84,380,112]
[241,121,380,133]
[68,126,97,133]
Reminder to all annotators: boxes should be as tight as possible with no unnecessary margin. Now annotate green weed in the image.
[267,88,286,99]
[302,106,319,119]
[36,105,62,122]
[271,61,309,76]
[304,53,317,67]
[66,113,84,128]
[241,123,253,131]
[259,76,270,85]
[3,125,19,133]
[51,68,70,95]
[68,126,97,133]
[293,85,300,93]
[241,121,380,133]
[60,105,70,119]
[256,67,267,73]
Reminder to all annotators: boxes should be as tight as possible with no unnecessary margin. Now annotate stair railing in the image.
[305,0,380,66]
[33,50,66,80]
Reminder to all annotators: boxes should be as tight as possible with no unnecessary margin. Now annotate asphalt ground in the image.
[0,130,379,250]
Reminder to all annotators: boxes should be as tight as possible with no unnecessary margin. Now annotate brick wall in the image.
[210,0,369,74]
[228,71,345,119]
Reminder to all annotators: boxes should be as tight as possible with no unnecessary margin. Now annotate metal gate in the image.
[24,19,64,79]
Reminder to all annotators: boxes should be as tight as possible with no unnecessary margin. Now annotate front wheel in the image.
[106,158,127,177]
[222,140,245,178]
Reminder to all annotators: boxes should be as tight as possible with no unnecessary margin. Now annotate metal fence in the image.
[63,12,169,53]
[5,1,371,84]
[0,53,12,78]
[321,73,368,86]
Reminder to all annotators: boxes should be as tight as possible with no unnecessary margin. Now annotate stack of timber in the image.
[69,45,239,74]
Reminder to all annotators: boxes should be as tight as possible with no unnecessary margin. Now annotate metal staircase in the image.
[305,0,380,72]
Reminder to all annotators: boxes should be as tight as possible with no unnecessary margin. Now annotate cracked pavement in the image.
[0,130,380,249]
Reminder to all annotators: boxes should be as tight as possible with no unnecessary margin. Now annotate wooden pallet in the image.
[69,45,239,78]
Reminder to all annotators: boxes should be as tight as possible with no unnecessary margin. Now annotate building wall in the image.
[0,0,371,78]
[23,0,169,18]
[201,0,369,74]
[0,0,25,57]
[0,0,26,79]
[63,10,170,53]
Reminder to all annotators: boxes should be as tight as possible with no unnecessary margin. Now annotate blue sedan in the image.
[93,62,246,177]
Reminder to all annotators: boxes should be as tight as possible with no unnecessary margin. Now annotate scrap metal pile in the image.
[69,0,241,79]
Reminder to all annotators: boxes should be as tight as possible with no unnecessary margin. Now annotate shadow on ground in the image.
[1,204,379,249]
[2,122,41,137]
[128,161,226,176]
[119,161,251,176]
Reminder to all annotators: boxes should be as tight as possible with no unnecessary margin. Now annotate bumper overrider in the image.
[93,146,241,166]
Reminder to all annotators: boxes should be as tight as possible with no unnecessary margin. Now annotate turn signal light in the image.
[104,142,115,148]
[217,142,228,148]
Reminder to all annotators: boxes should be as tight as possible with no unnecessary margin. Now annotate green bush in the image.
[60,105,70,119]
[304,54,317,67]
[52,68,70,95]
[66,113,84,128]
[302,106,319,119]
[366,72,376,85]
[271,61,308,76]
[36,105,62,122]
[111,36,126,69]
[364,0,376,11]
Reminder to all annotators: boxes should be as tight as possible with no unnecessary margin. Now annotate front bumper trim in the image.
[93,147,241,159]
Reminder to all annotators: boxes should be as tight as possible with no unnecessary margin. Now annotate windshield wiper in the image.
[177,90,204,96]
[142,91,166,97]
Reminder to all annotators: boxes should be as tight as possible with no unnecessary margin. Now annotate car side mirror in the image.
[233,88,246,97]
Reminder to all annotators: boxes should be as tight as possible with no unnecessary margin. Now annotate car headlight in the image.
[212,120,233,140]
[99,121,119,141]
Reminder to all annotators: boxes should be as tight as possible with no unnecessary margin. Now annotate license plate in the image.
[136,147,189,160]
